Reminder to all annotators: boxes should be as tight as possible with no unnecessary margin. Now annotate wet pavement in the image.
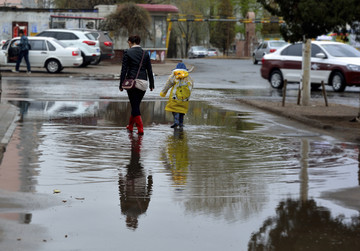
[0,59,360,250]
[1,98,359,250]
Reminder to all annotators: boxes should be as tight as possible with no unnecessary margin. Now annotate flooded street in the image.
[1,59,360,250]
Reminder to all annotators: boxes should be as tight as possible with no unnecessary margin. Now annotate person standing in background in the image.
[13,30,31,74]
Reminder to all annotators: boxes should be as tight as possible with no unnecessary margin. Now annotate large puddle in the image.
[0,100,360,250]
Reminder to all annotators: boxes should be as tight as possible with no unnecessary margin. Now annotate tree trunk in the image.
[301,39,311,106]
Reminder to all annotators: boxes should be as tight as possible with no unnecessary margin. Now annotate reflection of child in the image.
[160,63,194,128]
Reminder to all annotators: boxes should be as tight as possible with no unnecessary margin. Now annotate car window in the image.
[51,39,66,48]
[269,41,288,48]
[321,43,360,57]
[10,40,18,48]
[262,43,267,49]
[311,44,324,57]
[2,40,9,50]
[57,32,78,40]
[85,33,96,40]
[89,32,99,40]
[281,43,302,56]
[103,33,113,41]
[29,40,47,51]
[37,31,56,37]
[193,46,206,50]
[47,41,56,51]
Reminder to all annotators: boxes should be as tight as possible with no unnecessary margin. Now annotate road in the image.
[0,59,360,251]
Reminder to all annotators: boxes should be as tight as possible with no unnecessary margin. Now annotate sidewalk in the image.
[237,98,360,143]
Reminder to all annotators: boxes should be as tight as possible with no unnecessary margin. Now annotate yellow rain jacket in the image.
[160,70,194,114]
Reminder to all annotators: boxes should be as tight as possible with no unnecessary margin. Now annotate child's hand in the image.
[160,92,166,97]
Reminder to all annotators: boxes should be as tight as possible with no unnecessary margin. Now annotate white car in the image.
[188,46,208,59]
[261,41,360,92]
[36,29,100,67]
[0,36,83,73]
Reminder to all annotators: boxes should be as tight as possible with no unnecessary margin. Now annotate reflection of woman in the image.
[164,129,189,186]
[119,35,154,135]
[118,134,153,230]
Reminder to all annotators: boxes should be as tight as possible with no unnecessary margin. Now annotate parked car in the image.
[252,40,288,64]
[260,41,360,92]
[188,46,208,59]
[36,29,100,67]
[207,48,218,57]
[70,29,115,65]
[0,36,83,73]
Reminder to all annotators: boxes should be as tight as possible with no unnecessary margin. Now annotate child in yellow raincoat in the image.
[160,63,194,128]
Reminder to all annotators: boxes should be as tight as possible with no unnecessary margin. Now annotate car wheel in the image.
[80,53,89,67]
[91,54,101,65]
[252,55,258,64]
[45,59,61,73]
[269,69,284,89]
[331,72,346,92]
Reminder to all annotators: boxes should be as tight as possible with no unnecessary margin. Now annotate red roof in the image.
[137,4,179,13]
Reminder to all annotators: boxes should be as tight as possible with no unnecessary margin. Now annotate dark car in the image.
[70,29,115,65]
[260,41,360,92]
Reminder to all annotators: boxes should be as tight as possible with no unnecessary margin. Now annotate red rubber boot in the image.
[134,116,144,135]
[126,115,134,132]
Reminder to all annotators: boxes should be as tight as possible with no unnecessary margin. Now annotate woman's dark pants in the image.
[127,88,146,116]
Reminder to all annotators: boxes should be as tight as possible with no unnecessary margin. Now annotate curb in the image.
[0,104,19,163]
[236,98,360,143]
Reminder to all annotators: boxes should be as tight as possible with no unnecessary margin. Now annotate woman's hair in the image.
[19,30,24,35]
[128,35,141,45]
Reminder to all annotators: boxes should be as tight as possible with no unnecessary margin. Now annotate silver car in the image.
[188,46,208,59]
[252,40,288,64]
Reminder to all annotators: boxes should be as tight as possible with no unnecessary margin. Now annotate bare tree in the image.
[101,3,151,39]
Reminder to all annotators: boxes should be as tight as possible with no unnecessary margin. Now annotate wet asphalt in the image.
[0,59,360,250]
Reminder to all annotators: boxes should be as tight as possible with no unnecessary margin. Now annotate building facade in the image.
[0,4,178,62]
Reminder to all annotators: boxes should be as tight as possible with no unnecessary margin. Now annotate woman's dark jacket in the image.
[120,46,154,89]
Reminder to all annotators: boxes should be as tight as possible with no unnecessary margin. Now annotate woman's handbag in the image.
[122,51,146,90]
[122,79,136,90]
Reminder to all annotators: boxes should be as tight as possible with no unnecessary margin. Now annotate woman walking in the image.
[119,35,154,135]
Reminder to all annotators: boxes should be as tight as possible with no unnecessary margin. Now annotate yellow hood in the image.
[173,70,189,79]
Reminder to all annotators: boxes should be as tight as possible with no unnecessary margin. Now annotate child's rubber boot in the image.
[134,115,144,135]
[179,113,184,128]
[171,113,180,128]
[126,115,134,132]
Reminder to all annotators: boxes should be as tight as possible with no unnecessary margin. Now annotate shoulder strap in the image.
[135,51,146,79]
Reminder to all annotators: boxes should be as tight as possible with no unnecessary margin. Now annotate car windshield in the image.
[269,41,288,48]
[193,46,206,51]
[321,44,360,57]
